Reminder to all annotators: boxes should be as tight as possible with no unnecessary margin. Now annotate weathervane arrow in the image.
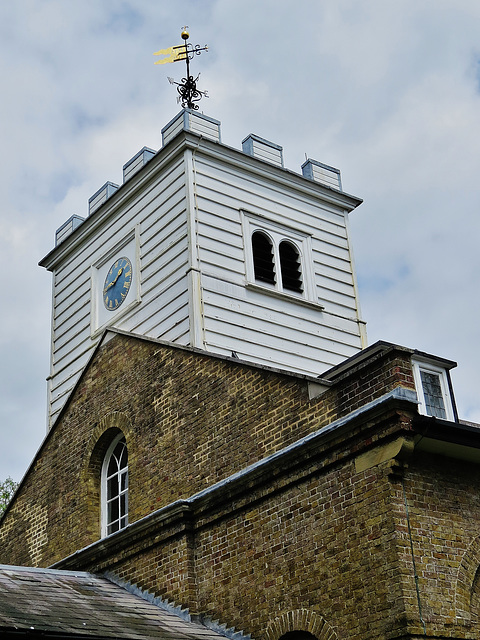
[154,27,208,110]
[153,45,186,65]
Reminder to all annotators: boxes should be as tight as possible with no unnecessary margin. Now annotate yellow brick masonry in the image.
[0,334,479,640]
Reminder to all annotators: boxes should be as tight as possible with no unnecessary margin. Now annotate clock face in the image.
[102,257,133,311]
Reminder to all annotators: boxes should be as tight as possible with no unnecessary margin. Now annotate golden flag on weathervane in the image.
[153,45,186,65]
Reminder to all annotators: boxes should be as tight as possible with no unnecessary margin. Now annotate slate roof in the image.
[0,565,227,639]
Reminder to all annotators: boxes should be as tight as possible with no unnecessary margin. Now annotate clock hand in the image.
[103,268,124,294]
[112,267,123,285]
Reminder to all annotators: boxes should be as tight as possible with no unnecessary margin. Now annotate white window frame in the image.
[242,211,316,302]
[101,432,129,538]
[412,359,455,421]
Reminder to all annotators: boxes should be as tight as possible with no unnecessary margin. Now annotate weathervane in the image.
[154,28,208,110]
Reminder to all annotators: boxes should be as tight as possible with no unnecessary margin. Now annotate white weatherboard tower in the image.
[40,109,367,427]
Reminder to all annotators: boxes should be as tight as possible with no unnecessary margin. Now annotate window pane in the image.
[108,520,119,535]
[252,232,275,284]
[108,497,119,524]
[120,493,127,518]
[107,455,118,477]
[420,370,447,419]
[279,241,303,292]
[107,476,119,499]
[113,440,125,462]
[119,444,128,468]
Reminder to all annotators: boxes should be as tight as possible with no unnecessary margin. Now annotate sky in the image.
[1,0,480,481]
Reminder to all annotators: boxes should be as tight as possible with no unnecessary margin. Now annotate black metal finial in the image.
[154,28,209,110]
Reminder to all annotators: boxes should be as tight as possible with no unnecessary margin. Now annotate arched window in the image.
[252,231,276,285]
[279,240,303,292]
[101,433,128,537]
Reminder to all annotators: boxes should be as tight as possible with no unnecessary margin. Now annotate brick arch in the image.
[81,412,132,540]
[265,610,338,640]
[455,535,480,622]
[89,411,132,446]
[470,568,480,624]
[83,412,132,476]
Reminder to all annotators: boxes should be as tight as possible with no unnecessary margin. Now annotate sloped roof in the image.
[0,565,226,639]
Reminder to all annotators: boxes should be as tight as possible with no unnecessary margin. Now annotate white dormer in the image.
[412,357,457,421]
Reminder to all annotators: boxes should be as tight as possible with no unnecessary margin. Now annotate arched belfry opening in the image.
[252,230,276,285]
[279,240,303,292]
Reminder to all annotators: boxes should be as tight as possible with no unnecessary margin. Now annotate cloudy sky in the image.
[1,0,480,481]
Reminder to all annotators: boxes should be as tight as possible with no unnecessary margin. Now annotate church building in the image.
[1,107,480,640]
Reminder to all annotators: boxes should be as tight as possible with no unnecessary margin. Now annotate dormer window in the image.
[412,359,455,421]
[243,212,315,302]
[420,370,447,418]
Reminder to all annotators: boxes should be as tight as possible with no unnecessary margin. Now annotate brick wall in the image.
[0,334,415,566]
[67,436,480,640]
[1,333,478,639]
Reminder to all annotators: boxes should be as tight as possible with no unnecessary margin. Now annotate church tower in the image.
[40,109,366,426]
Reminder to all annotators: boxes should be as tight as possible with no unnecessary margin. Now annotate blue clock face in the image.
[103,257,133,311]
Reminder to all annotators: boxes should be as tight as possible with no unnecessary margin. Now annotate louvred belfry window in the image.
[102,434,128,537]
[252,231,276,285]
[243,211,316,303]
[279,241,303,292]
